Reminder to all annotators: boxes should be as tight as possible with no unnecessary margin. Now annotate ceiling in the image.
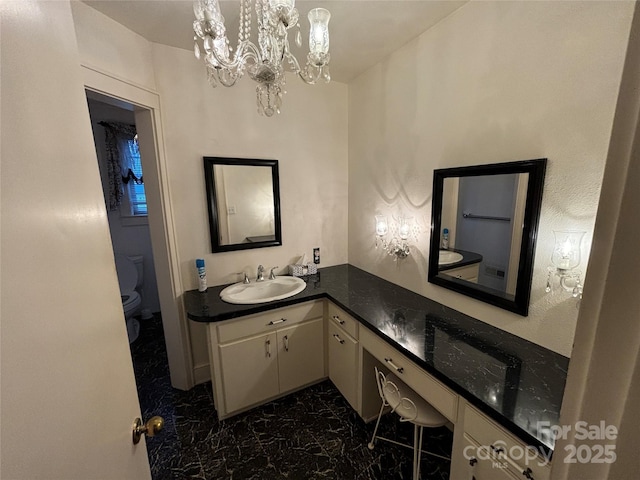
[82,0,467,83]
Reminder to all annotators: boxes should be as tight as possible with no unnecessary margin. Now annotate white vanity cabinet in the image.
[457,404,551,480]
[441,262,480,283]
[208,301,325,419]
[327,303,359,411]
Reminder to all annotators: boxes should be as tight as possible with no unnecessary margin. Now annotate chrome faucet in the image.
[236,271,251,283]
[269,266,279,280]
[256,265,265,282]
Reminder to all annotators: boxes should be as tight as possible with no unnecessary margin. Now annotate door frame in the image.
[82,64,194,390]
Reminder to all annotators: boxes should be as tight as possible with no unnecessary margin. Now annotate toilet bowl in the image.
[115,254,144,343]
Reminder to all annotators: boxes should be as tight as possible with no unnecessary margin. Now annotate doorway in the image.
[82,65,194,391]
[86,91,162,344]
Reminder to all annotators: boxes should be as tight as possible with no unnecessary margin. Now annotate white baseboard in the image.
[193,363,211,385]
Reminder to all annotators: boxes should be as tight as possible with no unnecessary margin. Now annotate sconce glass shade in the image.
[551,230,585,271]
[375,215,389,237]
[398,216,413,241]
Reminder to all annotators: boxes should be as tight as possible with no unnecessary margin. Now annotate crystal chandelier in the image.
[193,0,331,116]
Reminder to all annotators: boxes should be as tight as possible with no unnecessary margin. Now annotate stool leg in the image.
[368,401,386,450]
[413,424,419,480]
[416,425,424,480]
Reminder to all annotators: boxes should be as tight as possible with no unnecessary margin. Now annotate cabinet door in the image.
[219,332,279,413]
[463,434,518,480]
[277,318,325,393]
[328,322,359,411]
[442,263,479,283]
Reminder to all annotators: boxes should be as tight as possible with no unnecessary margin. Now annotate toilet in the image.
[115,254,144,344]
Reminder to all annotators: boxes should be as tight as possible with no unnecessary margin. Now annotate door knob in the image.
[132,416,164,445]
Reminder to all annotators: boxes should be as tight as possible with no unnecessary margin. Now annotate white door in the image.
[1,1,152,478]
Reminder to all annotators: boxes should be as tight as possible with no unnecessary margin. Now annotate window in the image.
[123,139,148,217]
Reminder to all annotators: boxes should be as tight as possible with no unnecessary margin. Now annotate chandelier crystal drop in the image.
[193,0,331,116]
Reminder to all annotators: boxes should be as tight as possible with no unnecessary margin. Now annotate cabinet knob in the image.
[332,315,345,325]
[490,444,505,455]
[333,333,345,344]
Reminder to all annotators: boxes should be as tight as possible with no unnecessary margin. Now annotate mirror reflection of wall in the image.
[204,157,282,253]
[213,165,275,245]
[442,174,528,295]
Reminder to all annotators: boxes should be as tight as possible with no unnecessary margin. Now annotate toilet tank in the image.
[128,255,144,290]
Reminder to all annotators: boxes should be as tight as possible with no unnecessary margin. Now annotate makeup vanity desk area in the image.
[185,264,568,480]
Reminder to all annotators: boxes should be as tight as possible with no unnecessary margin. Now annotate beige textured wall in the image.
[71,1,157,90]
[150,43,348,289]
[151,43,348,373]
[348,0,634,357]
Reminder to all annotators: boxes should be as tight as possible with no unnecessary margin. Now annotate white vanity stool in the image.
[368,366,449,480]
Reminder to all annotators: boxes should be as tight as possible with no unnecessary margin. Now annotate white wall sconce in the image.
[546,230,586,298]
[375,215,417,260]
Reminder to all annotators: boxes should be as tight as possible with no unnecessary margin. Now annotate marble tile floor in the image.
[130,316,453,480]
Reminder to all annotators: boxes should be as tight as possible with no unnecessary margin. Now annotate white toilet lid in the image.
[114,255,138,293]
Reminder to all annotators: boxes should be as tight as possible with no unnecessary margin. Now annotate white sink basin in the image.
[439,250,464,266]
[220,276,307,305]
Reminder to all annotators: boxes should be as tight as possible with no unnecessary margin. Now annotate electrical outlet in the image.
[313,247,320,264]
[227,206,236,215]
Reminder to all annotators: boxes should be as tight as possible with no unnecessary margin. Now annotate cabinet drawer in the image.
[327,302,358,339]
[464,405,551,480]
[360,328,457,422]
[217,301,323,343]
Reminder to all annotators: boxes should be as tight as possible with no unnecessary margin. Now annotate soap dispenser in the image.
[442,228,449,250]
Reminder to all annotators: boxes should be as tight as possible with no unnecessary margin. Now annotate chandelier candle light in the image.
[193,0,331,116]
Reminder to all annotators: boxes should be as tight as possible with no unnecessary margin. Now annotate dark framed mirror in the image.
[204,157,282,252]
[428,159,547,316]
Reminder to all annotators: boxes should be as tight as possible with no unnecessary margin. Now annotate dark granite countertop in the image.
[185,264,568,454]
[438,248,483,271]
